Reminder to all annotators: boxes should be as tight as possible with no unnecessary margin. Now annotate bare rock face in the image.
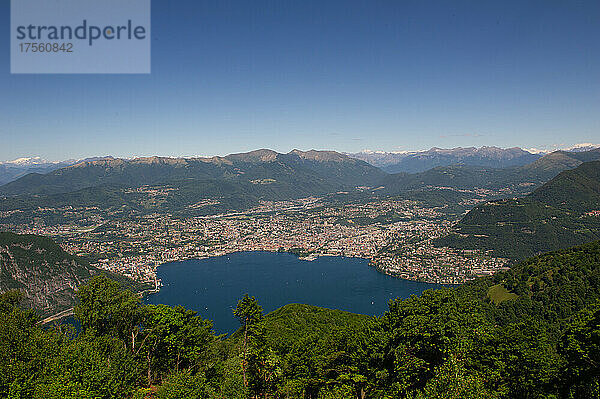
[0,232,96,316]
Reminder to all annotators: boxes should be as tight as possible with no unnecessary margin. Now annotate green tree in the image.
[35,335,139,399]
[233,294,263,388]
[376,289,490,395]
[142,304,215,385]
[559,301,600,398]
[245,322,282,397]
[410,353,499,399]
[74,274,142,349]
[0,291,63,399]
[471,320,560,398]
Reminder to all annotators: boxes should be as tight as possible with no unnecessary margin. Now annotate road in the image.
[38,308,74,325]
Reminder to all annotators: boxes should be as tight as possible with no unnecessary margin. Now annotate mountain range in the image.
[3,145,593,187]
[0,149,385,197]
[349,146,544,173]
[381,148,600,196]
[4,145,598,182]
[2,148,600,222]
[0,150,389,221]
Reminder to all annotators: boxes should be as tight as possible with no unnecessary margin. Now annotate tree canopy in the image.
[3,241,600,398]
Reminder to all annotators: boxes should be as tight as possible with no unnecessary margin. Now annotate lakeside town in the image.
[1,195,510,286]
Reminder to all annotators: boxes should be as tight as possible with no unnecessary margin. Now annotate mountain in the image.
[529,161,600,213]
[0,159,75,186]
[0,232,95,315]
[0,157,49,166]
[348,150,413,168]
[522,149,600,173]
[350,146,542,173]
[565,143,600,152]
[0,150,385,197]
[0,157,114,186]
[381,149,600,196]
[0,150,387,220]
[0,232,149,316]
[436,160,600,260]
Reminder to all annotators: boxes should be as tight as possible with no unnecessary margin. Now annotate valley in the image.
[2,147,599,290]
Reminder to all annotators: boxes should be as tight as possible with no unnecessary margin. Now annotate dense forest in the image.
[2,241,600,398]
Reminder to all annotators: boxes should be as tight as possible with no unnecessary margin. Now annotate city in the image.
[2,193,510,287]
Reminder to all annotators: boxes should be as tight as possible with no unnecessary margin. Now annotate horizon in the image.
[1,142,599,164]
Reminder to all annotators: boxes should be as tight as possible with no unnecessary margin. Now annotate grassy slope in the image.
[486,284,518,305]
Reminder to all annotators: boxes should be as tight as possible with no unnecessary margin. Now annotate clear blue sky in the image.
[1,0,599,161]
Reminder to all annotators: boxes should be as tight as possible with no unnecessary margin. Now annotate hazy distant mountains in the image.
[0,157,110,186]
[0,158,74,186]
[565,143,600,153]
[381,148,600,195]
[349,146,543,173]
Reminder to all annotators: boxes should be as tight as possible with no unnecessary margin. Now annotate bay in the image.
[145,251,442,334]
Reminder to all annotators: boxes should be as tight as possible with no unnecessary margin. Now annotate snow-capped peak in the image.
[565,143,600,152]
[1,157,49,166]
[524,148,551,155]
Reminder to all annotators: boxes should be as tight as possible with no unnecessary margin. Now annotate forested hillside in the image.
[0,232,150,316]
[437,160,600,259]
[2,241,600,398]
[0,150,387,220]
[0,150,385,197]
[0,232,96,315]
[382,149,600,196]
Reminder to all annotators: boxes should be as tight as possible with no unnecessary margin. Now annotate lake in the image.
[146,251,442,334]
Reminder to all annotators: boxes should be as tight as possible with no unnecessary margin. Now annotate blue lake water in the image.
[145,251,442,334]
